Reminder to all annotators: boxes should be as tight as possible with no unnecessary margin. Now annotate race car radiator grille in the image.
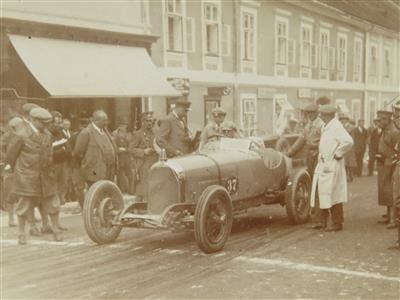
[147,166,179,214]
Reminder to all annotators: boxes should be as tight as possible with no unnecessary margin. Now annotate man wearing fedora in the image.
[310,103,354,231]
[5,107,63,244]
[156,99,193,158]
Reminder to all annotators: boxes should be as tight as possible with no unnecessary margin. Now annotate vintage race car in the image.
[83,137,311,253]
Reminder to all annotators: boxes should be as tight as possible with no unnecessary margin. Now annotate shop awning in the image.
[8,35,180,98]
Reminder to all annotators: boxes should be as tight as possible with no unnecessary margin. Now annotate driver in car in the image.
[199,107,227,150]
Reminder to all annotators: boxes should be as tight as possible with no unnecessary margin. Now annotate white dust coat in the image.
[310,118,354,209]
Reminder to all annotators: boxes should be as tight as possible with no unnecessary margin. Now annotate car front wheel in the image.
[194,185,233,253]
[286,170,311,224]
[83,180,123,244]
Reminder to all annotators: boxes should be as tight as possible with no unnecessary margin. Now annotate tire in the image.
[286,169,311,224]
[83,180,123,244]
[194,185,233,253]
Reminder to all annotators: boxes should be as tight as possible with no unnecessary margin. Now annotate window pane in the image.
[168,17,174,50]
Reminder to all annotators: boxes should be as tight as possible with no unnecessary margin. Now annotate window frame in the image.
[165,0,185,53]
[369,43,378,78]
[240,93,257,137]
[274,15,289,76]
[337,32,348,81]
[300,22,313,69]
[319,27,330,80]
[241,8,257,61]
[383,45,391,80]
[203,1,221,57]
[353,37,363,83]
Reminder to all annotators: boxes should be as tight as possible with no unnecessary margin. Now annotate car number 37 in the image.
[225,177,238,194]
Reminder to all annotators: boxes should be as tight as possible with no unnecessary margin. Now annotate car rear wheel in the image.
[194,185,233,253]
[286,170,311,224]
[83,180,123,244]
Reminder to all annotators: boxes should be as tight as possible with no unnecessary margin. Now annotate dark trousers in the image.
[368,153,376,175]
[320,203,344,225]
[355,151,365,176]
[117,164,133,194]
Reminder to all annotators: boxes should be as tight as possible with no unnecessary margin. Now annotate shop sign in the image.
[167,78,190,96]
[208,87,231,97]
[298,88,312,99]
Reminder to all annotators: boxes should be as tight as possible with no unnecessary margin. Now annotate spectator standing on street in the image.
[113,124,133,194]
[376,110,399,228]
[338,114,357,182]
[199,107,226,150]
[0,117,24,227]
[367,118,381,176]
[73,110,118,208]
[130,112,158,201]
[310,104,354,231]
[5,108,63,244]
[353,119,368,176]
[287,103,324,178]
[156,99,193,158]
[390,100,400,248]
[16,103,45,236]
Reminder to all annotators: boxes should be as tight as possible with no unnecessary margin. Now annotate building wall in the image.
[149,0,399,134]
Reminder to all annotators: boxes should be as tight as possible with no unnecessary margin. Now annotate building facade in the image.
[1,0,399,134]
[149,0,400,134]
[1,0,177,129]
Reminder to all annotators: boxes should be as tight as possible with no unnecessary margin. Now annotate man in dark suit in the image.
[73,110,118,207]
[156,99,192,158]
[353,119,368,176]
[368,118,381,176]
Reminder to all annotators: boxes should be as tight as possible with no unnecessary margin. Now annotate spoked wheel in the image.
[83,180,124,244]
[194,185,233,253]
[286,170,311,224]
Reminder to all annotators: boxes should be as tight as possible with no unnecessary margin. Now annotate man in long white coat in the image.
[311,104,354,231]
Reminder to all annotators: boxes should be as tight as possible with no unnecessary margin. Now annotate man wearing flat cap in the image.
[130,112,158,200]
[287,103,324,178]
[390,100,400,248]
[376,110,400,228]
[310,104,354,231]
[5,107,63,244]
[199,107,227,150]
[156,99,193,158]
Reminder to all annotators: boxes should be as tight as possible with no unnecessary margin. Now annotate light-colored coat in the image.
[311,118,354,209]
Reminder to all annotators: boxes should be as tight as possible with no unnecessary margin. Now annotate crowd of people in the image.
[286,96,400,249]
[0,96,399,248]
